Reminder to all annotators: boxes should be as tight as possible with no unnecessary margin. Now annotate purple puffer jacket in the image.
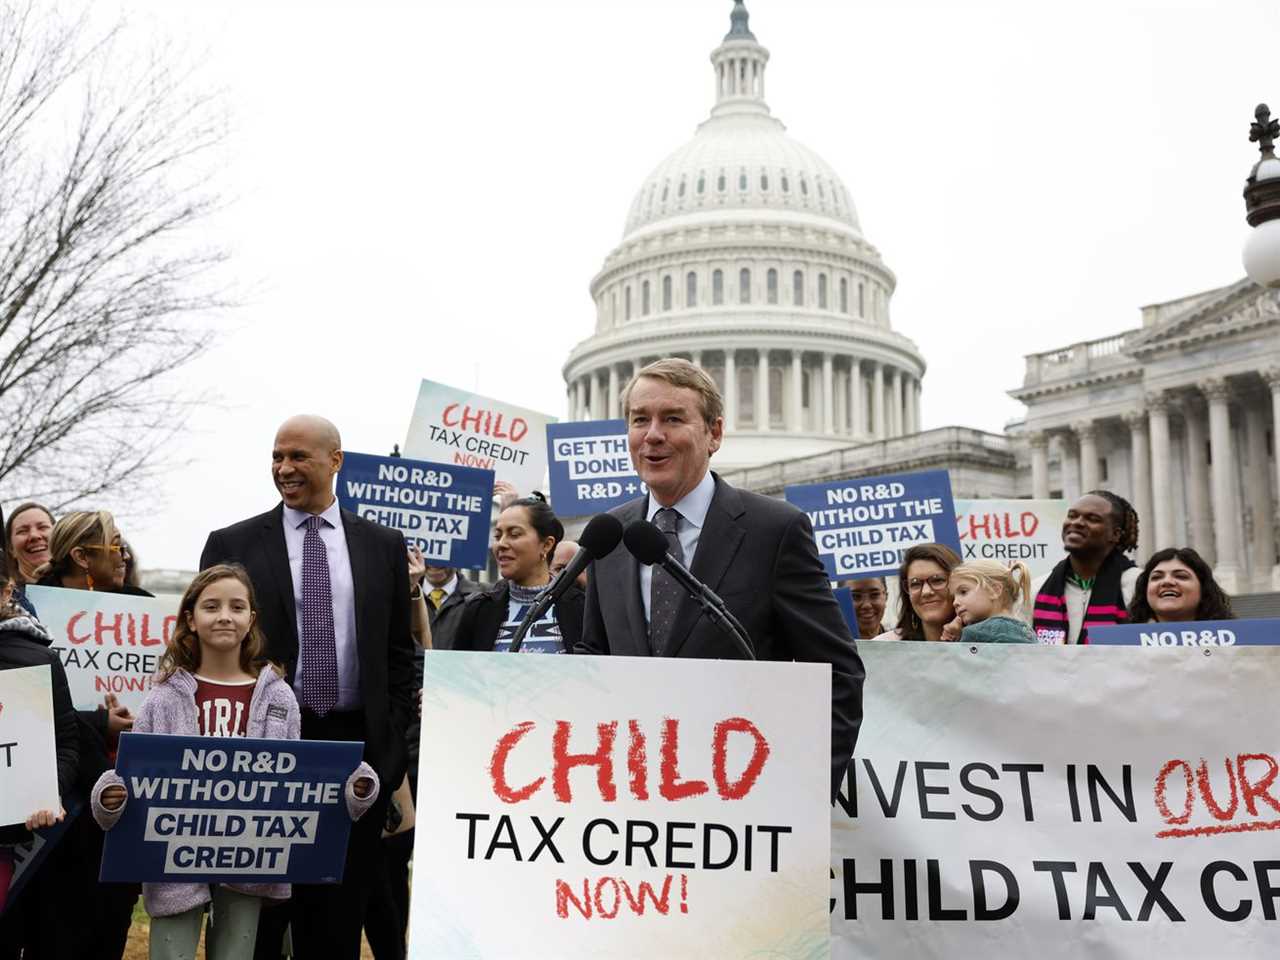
[91,667,380,919]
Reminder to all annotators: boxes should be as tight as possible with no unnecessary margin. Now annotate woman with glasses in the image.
[871,544,962,641]
[839,577,889,640]
[33,510,152,597]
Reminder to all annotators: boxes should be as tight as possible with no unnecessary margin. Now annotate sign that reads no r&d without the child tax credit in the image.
[784,469,961,580]
[337,451,494,570]
[546,419,646,515]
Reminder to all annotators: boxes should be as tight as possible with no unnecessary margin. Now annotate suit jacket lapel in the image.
[341,509,369,635]
[664,476,746,658]
[260,505,298,650]
[614,499,649,655]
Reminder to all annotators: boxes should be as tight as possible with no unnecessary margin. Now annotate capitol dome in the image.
[564,1,926,470]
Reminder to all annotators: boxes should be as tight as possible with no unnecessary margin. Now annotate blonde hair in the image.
[33,510,119,582]
[949,560,1032,617]
[621,358,723,426]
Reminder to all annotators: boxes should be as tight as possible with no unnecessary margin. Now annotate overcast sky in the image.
[55,0,1280,569]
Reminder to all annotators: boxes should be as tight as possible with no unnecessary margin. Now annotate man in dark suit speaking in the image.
[200,414,415,959]
[577,359,864,798]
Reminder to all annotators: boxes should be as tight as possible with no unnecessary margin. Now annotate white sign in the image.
[24,585,176,713]
[834,642,1280,958]
[954,498,1068,580]
[0,665,60,827]
[403,379,556,494]
[411,652,832,959]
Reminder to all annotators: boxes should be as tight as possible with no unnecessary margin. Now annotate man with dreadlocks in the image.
[1030,490,1141,644]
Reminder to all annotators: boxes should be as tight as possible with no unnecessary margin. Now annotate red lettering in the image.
[552,721,617,802]
[67,611,90,645]
[1154,759,1193,824]
[593,877,621,919]
[1021,511,1039,537]
[442,403,460,427]
[491,413,509,440]
[621,875,673,915]
[555,878,592,919]
[509,418,528,443]
[1196,758,1239,821]
[163,615,178,643]
[461,406,483,433]
[95,612,124,646]
[489,721,544,803]
[627,720,648,800]
[1238,753,1280,818]
[659,718,708,801]
[140,614,163,647]
[556,875,678,920]
[711,717,770,800]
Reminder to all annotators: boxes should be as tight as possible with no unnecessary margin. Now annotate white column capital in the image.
[1027,430,1049,450]
[1263,366,1280,391]
[1070,420,1097,441]
[1144,391,1171,413]
[1199,377,1232,403]
[1122,410,1149,433]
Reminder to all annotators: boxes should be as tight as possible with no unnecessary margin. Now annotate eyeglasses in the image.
[907,575,949,594]
[84,543,131,559]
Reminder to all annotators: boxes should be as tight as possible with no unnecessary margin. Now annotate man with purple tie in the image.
[201,415,415,959]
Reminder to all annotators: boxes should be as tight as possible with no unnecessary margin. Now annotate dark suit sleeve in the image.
[385,531,416,766]
[48,655,80,801]
[771,509,864,802]
[575,565,610,655]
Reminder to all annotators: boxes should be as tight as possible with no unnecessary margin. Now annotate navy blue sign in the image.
[338,451,493,569]
[100,734,363,884]
[1,800,81,917]
[784,469,961,580]
[1087,618,1280,647]
[546,419,645,516]
[832,587,860,640]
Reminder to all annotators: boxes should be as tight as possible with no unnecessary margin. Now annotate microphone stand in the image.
[661,552,755,660]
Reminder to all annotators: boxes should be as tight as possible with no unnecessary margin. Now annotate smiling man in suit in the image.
[577,358,864,799]
[200,414,415,959]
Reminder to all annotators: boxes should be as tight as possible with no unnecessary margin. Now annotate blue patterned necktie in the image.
[649,507,684,656]
[300,515,338,715]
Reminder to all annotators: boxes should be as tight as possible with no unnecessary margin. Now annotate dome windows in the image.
[712,269,724,305]
[767,268,779,304]
[793,270,804,306]
[697,174,706,194]
[738,170,748,191]
[818,273,828,309]
[661,182,669,203]
[816,179,825,201]
[840,277,849,314]
[678,178,687,198]
[686,271,698,307]
[717,171,727,192]
[642,280,651,316]
[662,275,673,311]
[760,171,769,191]
[781,174,790,193]
[799,177,808,196]
[625,286,632,322]
[739,268,751,304]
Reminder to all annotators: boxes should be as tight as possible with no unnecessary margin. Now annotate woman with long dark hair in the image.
[871,543,962,641]
[1127,547,1234,623]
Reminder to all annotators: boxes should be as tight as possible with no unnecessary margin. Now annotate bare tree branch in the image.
[0,1,228,518]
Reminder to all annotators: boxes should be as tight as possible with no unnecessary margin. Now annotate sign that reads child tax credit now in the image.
[0,665,59,829]
[337,451,493,570]
[546,419,645,515]
[785,469,960,579]
[100,733,363,884]
[403,379,556,493]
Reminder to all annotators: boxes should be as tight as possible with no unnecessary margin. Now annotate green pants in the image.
[149,887,261,960]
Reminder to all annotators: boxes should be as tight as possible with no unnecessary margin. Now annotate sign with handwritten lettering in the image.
[0,665,59,828]
[955,499,1068,579]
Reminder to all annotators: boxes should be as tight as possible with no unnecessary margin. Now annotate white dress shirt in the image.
[283,499,361,709]
[640,469,716,624]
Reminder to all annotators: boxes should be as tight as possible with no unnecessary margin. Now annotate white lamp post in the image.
[1243,104,1280,289]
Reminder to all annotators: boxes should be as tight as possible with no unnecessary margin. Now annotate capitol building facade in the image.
[563,2,1280,599]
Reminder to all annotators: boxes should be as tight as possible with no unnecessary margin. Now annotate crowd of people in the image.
[0,357,1258,960]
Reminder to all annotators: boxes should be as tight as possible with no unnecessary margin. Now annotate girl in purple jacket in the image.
[91,564,379,960]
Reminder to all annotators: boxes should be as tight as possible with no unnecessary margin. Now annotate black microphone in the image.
[622,520,755,659]
[508,512,624,652]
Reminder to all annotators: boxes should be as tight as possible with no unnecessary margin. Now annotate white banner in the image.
[25,585,176,713]
[954,498,1068,580]
[403,379,556,494]
[411,651,832,959]
[834,642,1280,958]
[0,665,59,827]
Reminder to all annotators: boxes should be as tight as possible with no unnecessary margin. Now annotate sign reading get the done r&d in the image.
[546,420,646,515]
[785,469,961,579]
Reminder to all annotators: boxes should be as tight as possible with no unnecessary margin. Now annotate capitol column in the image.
[607,365,619,419]
[1267,368,1280,588]
[903,376,916,434]
[1244,395,1272,588]
[821,353,834,434]
[1202,377,1241,592]
[1058,432,1081,503]
[757,350,771,432]
[850,360,863,437]
[723,350,737,431]
[1147,393,1175,551]
[1177,394,1213,562]
[871,363,884,439]
[1124,410,1152,561]
[573,378,585,422]
[790,350,804,431]
[1075,421,1099,493]
[895,370,906,436]
[913,380,923,435]
[594,371,607,419]
[1028,431,1050,499]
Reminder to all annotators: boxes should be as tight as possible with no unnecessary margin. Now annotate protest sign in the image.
[546,419,645,515]
[1,800,81,916]
[411,652,832,959]
[0,665,59,828]
[832,586,860,639]
[1087,618,1280,647]
[954,498,1068,579]
[404,379,556,493]
[785,469,960,580]
[833,642,1280,958]
[100,733,363,884]
[337,450,494,569]
[23,585,175,713]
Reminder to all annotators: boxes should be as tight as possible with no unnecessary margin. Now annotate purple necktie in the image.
[300,515,338,715]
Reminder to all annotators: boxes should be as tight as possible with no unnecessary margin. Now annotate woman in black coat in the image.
[454,497,584,653]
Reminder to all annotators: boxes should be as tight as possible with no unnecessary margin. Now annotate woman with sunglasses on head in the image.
[34,511,153,598]
[871,544,963,641]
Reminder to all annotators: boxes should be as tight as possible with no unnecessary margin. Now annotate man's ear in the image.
[707,416,725,456]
